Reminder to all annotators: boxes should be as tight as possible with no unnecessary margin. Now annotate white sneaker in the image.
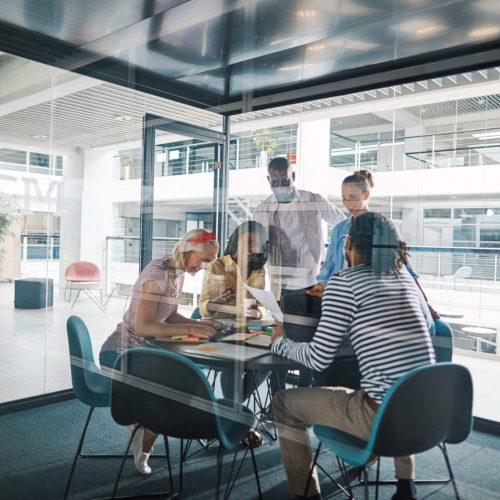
[131,427,152,475]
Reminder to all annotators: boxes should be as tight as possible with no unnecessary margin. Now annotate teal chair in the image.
[307,363,473,499]
[191,306,202,319]
[64,315,113,499]
[433,318,453,362]
[110,348,262,499]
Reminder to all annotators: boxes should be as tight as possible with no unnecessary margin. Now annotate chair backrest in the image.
[66,315,110,407]
[433,319,453,362]
[65,261,101,282]
[454,266,472,279]
[370,363,473,458]
[191,306,202,319]
[111,348,224,440]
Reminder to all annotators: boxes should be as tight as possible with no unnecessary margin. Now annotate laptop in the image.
[281,288,322,342]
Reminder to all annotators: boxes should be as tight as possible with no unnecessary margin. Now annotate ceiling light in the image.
[296,10,317,18]
[486,208,495,217]
[472,131,500,140]
[278,63,313,72]
[114,114,133,122]
[415,24,445,36]
[32,134,48,140]
[469,26,500,39]
[307,44,326,52]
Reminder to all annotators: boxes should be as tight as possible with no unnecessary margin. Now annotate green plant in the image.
[0,213,12,244]
[252,128,284,158]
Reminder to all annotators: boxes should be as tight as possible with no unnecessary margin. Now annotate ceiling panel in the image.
[1,0,500,114]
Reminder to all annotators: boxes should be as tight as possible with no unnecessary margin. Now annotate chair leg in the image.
[179,439,184,493]
[70,289,82,309]
[64,406,95,500]
[249,440,262,499]
[304,442,321,497]
[215,446,223,500]
[440,443,460,499]
[363,467,369,500]
[163,435,174,492]
[374,458,380,500]
[110,426,137,499]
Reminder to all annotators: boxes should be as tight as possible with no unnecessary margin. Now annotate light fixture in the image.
[114,114,133,122]
[486,208,495,217]
[469,26,500,39]
[472,131,500,140]
[307,43,326,52]
[278,63,313,72]
[415,24,445,36]
[32,134,48,140]
[296,10,317,18]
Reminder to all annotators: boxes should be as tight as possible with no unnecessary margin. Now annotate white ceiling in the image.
[2,53,500,151]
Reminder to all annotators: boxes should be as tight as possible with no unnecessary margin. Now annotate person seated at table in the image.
[199,221,271,425]
[99,228,218,475]
[271,212,436,500]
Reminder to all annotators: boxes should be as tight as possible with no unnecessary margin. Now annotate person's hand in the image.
[306,282,326,298]
[271,324,286,344]
[214,287,235,304]
[199,319,215,328]
[189,323,216,339]
[245,304,262,319]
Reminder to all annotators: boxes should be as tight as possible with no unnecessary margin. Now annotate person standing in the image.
[309,169,373,297]
[254,156,345,301]
[254,156,345,388]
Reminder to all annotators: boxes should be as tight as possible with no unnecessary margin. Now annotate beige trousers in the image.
[272,387,415,497]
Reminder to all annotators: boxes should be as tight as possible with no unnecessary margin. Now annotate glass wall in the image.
[226,69,500,422]
[0,53,222,403]
[1,51,499,425]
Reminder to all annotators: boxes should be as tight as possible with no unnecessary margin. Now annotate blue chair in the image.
[64,315,112,499]
[191,306,202,319]
[307,363,473,500]
[433,318,453,362]
[110,348,262,499]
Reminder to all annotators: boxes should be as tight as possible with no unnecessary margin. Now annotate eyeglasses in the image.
[269,178,292,188]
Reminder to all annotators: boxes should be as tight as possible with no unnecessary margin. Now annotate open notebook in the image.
[183,342,270,362]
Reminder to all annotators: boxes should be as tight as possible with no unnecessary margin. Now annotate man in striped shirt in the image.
[271,212,435,500]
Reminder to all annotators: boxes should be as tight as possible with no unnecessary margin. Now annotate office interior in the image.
[1,1,500,499]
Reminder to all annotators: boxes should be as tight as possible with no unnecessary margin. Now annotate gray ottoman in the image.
[14,278,54,309]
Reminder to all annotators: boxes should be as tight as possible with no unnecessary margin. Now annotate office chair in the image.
[64,315,113,499]
[65,261,114,310]
[433,318,454,363]
[305,363,473,500]
[441,266,473,291]
[110,348,262,499]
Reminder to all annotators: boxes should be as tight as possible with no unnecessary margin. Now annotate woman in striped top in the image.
[99,228,218,475]
[271,212,435,500]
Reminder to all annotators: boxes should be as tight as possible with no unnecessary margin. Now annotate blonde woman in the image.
[99,228,218,474]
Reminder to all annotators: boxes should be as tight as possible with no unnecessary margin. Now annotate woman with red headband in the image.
[99,228,218,475]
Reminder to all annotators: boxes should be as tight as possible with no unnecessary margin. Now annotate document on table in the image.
[183,342,269,361]
[244,284,283,322]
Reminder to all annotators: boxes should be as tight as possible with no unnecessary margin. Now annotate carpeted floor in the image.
[1,399,499,500]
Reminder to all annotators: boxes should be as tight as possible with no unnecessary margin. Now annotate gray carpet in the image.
[0,399,499,499]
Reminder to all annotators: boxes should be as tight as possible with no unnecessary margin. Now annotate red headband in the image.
[187,231,217,244]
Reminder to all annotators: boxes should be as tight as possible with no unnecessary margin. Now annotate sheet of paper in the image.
[244,284,283,322]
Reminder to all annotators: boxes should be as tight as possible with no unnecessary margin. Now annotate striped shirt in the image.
[272,264,435,403]
[101,258,184,354]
